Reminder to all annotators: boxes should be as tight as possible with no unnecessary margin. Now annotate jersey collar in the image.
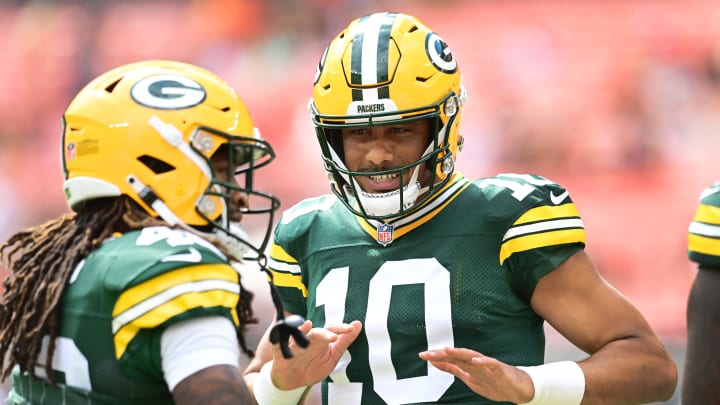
[355,172,472,243]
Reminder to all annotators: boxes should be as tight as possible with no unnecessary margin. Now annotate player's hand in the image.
[269,320,362,390]
[419,347,534,404]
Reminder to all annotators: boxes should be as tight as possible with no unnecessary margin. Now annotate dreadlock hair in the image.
[0,196,257,382]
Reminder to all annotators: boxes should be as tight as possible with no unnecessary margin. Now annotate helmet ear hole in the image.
[137,155,175,174]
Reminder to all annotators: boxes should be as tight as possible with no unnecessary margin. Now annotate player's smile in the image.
[361,171,403,193]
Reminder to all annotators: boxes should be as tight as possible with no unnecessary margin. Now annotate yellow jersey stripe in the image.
[688,233,720,256]
[270,243,297,264]
[113,264,237,315]
[269,269,308,297]
[514,203,580,225]
[693,204,720,225]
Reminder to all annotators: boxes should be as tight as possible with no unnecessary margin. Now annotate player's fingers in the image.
[325,320,362,335]
[305,327,340,343]
[298,319,313,334]
[333,321,362,348]
[420,347,482,363]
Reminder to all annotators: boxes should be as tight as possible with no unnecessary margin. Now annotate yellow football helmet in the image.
[62,60,279,259]
[310,12,466,220]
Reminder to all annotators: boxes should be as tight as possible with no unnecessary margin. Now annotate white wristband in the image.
[253,361,306,405]
[517,361,585,405]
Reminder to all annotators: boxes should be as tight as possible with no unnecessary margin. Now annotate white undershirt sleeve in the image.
[160,315,240,391]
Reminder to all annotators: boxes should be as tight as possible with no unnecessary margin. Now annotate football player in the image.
[0,60,289,404]
[244,12,678,405]
[684,182,720,403]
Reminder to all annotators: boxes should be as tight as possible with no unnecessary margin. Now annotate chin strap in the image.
[258,256,309,358]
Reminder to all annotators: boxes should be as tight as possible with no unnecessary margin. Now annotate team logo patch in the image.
[376,223,394,246]
[131,74,206,110]
[426,32,457,74]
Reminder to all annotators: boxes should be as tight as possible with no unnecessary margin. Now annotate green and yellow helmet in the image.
[61,60,279,258]
[310,12,466,220]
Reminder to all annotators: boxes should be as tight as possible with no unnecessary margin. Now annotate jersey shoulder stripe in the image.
[112,263,240,359]
[268,242,306,297]
[513,202,581,225]
[500,203,585,264]
[86,227,240,360]
[471,173,586,265]
[689,182,720,267]
[269,241,298,265]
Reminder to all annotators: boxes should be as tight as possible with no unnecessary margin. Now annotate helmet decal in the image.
[349,12,399,102]
[130,74,207,110]
[426,33,457,73]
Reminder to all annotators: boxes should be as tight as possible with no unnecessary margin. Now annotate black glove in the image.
[269,314,310,359]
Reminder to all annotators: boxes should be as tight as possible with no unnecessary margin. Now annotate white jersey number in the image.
[317,258,455,404]
[35,336,92,390]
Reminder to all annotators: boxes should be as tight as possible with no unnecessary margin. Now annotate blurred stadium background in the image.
[2,0,720,403]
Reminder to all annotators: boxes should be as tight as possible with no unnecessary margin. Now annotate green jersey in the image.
[688,182,720,268]
[268,173,586,404]
[9,226,242,404]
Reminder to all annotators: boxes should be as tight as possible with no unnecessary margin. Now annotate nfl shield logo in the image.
[376,223,394,246]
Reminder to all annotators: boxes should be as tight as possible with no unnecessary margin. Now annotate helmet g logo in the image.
[131,74,206,109]
[426,33,457,74]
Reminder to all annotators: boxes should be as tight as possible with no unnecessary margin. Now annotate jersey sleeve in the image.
[106,227,242,377]
[688,182,720,269]
[160,316,240,390]
[266,196,337,317]
[481,174,586,300]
